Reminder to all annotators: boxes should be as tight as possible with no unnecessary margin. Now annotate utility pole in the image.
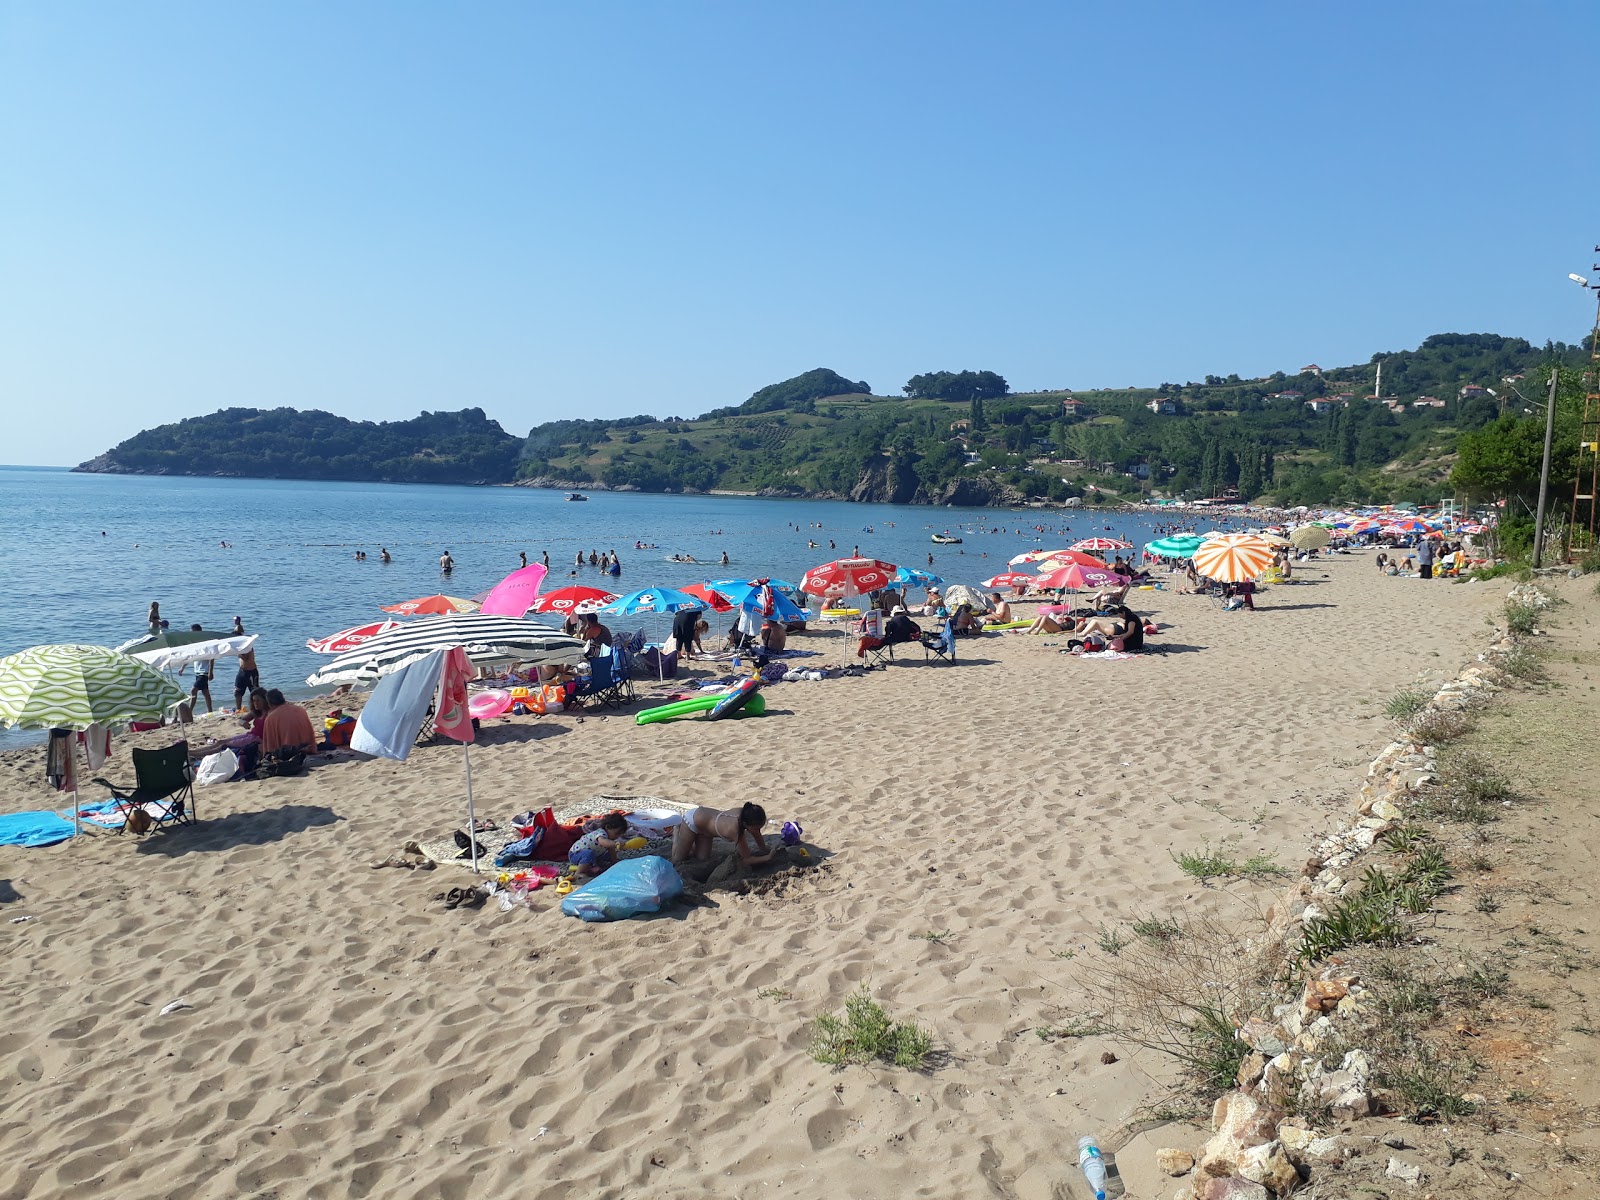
[1533,365,1559,567]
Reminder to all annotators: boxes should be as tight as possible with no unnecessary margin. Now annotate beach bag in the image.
[561,855,684,922]
[195,749,238,786]
[257,749,306,778]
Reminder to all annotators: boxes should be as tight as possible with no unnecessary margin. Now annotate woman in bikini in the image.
[671,802,774,866]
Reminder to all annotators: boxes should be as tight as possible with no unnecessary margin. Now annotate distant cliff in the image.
[76,407,524,485]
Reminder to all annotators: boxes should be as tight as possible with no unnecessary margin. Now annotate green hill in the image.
[75,407,522,485]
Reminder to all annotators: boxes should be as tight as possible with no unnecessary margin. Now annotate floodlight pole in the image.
[1532,366,1559,567]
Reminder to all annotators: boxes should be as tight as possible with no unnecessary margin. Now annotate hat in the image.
[891,606,907,615]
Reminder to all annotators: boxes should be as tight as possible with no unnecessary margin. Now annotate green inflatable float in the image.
[635,691,767,726]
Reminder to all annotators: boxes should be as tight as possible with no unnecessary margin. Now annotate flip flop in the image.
[443,888,465,909]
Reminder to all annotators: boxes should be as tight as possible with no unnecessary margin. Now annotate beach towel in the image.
[351,650,445,762]
[0,810,76,847]
[46,729,74,792]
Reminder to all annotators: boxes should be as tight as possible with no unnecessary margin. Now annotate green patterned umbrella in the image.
[0,644,187,731]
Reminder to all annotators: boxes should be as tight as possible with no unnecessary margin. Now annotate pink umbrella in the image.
[1070,537,1132,552]
[799,558,899,599]
[528,586,619,616]
[1035,564,1129,592]
[306,619,402,655]
[479,564,549,618]
[1009,548,1074,565]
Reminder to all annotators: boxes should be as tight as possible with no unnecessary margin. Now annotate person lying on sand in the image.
[1022,612,1067,634]
[568,813,630,877]
[671,803,774,867]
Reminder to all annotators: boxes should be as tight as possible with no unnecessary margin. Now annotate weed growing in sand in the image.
[1385,688,1431,721]
[911,930,952,944]
[1468,562,1525,582]
[1475,891,1502,914]
[1171,844,1236,880]
[1095,925,1131,955]
[1503,601,1540,637]
[1383,823,1432,853]
[757,987,794,1001]
[1131,916,1184,943]
[1238,852,1286,879]
[1463,851,1495,872]
[1050,948,1078,960]
[1405,707,1472,745]
[1036,1015,1111,1041]
[1415,751,1515,824]
[1527,996,1553,1010]
[809,988,933,1071]
[1499,643,1547,683]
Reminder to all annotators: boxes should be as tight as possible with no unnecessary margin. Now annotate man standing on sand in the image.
[232,617,260,709]
[188,623,215,715]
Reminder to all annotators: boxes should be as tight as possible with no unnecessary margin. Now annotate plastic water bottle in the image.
[1077,1136,1106,1200]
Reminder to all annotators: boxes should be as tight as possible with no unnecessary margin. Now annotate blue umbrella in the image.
[893,566,944,588]
[708,581,807,622]
[598,587,707,617]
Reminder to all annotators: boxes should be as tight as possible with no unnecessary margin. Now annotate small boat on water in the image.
[931,533,962,544]
[565,493,589,502]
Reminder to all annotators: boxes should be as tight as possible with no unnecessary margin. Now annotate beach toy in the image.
[796,847,810,859]
[554,876,576,896]
[709,678,761,720]
[468,689,514,720]
[623,836,648,850]
[634,691,767,725]
[780,820,803,846]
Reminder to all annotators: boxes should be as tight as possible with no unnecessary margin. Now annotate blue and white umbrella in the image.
[598,587,707,617]
[893,566,944,589]
[706,580,807,623]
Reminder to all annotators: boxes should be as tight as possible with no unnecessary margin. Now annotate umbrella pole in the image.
[463,742,478,875]
[72,736,83,838]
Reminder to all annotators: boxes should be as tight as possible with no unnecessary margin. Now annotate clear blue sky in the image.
[3,1,1596,465]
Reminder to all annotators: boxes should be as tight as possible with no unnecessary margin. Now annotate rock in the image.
[1199,1091,1285,1178]
[1370,798,1403,822]
[1237,1141,1299,1196]
[1238,1018,1289,1056]
[1385,1156,1423,1186]
[1261,1052,1300,1103]
[1301,977,1350,1014]
[1199,1177,1270,1200]
[1461,1092,1489,1106]
[1236,1050,1268,1089]
[1276,1124,1343,1164]
[1157,1148,1196,1176]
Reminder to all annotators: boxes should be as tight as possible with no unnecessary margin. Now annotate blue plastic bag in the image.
[561,854,684,922]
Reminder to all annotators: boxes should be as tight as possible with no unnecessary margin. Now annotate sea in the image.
[0,466,1238,748]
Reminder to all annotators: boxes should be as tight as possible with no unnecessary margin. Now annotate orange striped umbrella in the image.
[1191,534,1274,583]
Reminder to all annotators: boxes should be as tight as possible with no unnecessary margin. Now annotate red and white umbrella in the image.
[1034,564,1128,591]
[1009,548,1074,565]
[1070,537,1132,552]
[527,586,618,616]
[681,583,736,613]
[799,558,898,599]
[1036,550,1113,571]
[306,620,403,655]
[1380,518,1438,534]
[381,594,479,616]
[1192,534,1274,583]
[983,572,1036,589]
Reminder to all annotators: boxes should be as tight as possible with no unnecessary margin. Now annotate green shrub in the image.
[1385,689,1431,721]
[1171,844,1236,880]
[1503,601,1539,637]
[810,987,933,1070]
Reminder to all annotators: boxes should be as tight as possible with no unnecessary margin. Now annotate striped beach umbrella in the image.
[1009,548,1074,566]
[0,644,188,731]
[307,620,403,654]
[1192,534,1274,583]
[1289,526,1332,551]
[380,594,479,616]
[305,614,585,687]
[1147,535,1205,558]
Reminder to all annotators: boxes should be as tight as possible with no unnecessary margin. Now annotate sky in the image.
[3,2,1597,466]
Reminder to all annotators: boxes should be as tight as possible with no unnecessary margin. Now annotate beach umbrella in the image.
[893,566,944,589]
[681,583,736,613]
[307,621,402,654]
[125,634,258,672]
[941,584,991,612]
[983,572,1036,589]
[0,644,189,836]
[381,594,479,616]
[528,586,618,616]
[1192,534,1274,583]
[1380,518,1437,535]
[306,614,585,687]
[1034,564,1128,592]
[707,581,806,623]
[598,587,707,617]
[479,564,549,618]
[1289,526,1332,551]
[1034,550,1108,570]
[799,558,898,599]
[1147,535,1203,558]
[1258,533,1292,548]
[1009,548,1076,566]
[1071,537,1132,552]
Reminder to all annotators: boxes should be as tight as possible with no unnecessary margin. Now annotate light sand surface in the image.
[0,556,1504,1199]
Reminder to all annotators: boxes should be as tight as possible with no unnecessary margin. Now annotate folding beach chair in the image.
[922,618,957,666]
[608,643,635,705]
[92,742,197,833]
[570,653,622,710]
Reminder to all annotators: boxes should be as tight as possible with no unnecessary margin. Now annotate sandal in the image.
[443,888,465,909]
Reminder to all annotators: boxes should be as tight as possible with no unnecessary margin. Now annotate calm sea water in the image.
[0,467,1232,747]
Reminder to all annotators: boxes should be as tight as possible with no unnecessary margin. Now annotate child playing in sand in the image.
[568,813,630,876]
[671,803,775,866]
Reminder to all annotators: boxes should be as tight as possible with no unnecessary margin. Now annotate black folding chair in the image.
[92,742,196,833]
[571,653,620,710]
[922,619,957,665]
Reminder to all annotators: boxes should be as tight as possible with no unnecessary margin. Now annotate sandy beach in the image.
[0,554,1506,1199]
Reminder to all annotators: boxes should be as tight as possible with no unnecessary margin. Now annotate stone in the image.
[1156,1148,1196,1176]
[1370,798,1403,822]
[1199,1091,1285,1178]
[1237,1141,1299,1196]
[1301,977,1350,1014]
[1237,1018,1288,1056]
[1236,1051,1268,1089]
[1385,1156,1423,1186]
[1199,1177,1270,1200]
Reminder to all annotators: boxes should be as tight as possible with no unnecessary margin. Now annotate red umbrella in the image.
[681,583,735,613]
[306,620,402,654]
[983,572,1035,589]
[527,586,618,616]
[799,558,899,598]
[381,594,479,616]
[1034,550,1109,570]
[1034,564,1128,591]
[1070,537,1132,552]
[1009,548,1074,565]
